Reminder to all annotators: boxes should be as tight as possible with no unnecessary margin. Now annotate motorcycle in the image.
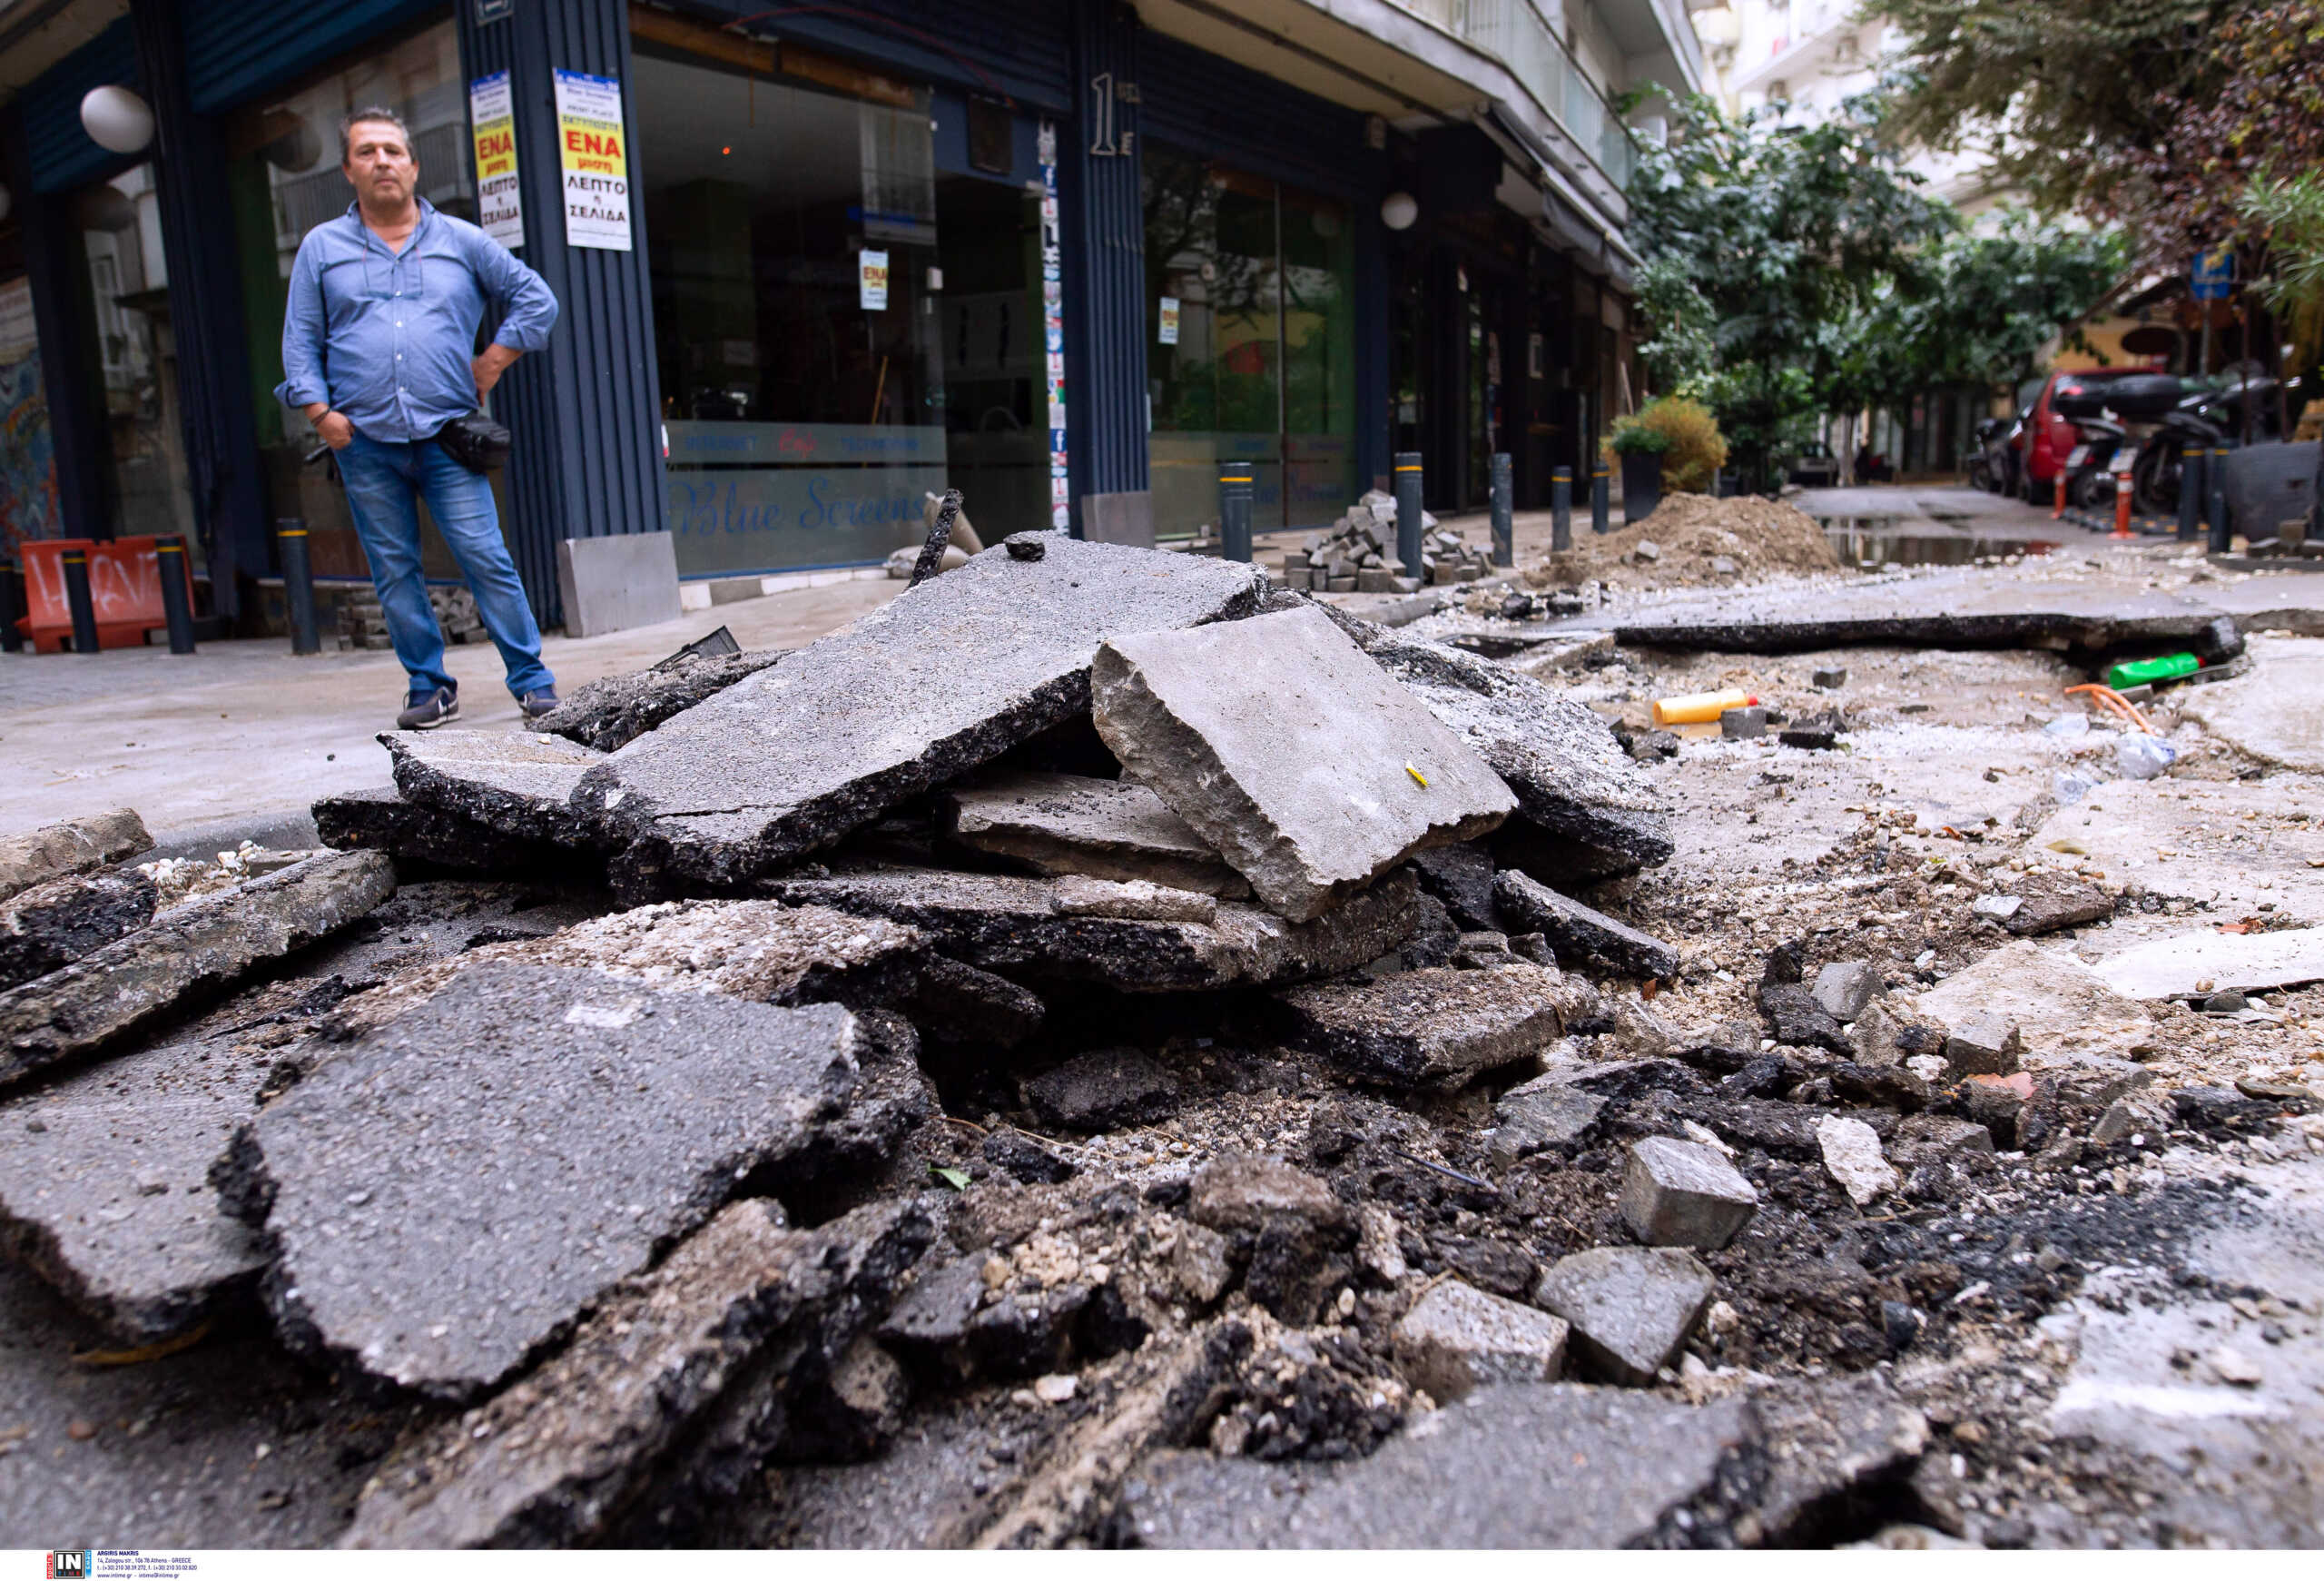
[2061,416,2128,509]
[1966,416,2015,494]
[2129,373,2287,518]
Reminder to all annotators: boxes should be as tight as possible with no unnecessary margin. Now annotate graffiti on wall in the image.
[0,278,61,557]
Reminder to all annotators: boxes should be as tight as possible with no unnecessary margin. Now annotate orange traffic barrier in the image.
[14,537,190,653]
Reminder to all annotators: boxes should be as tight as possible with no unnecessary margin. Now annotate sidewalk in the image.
[0,576,902,853]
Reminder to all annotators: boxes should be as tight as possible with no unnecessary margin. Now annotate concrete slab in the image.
[1092,605,1512,922]
[527,646,783,753]
[0,808,152,903]
[2181,636,2324,772]
[1274,963,1589,1088]
[1359,630,1671,873]
[384,727,605,847]
[2093,926,2324,1000]
[556,529,683,638]
[239,963,870,1398]
[0,850,397,1089]
[1533,1246,1718,1385]
[0,1033,269,1339]
[1916,940,2159,1066]
[340,1197,935,1548]
[1492,869,1680,979]
[764,863,1419,992]
[940,770,1248,896]
[0,866,157,991]
[576,539,1266,889]
[2024,772,2324,919]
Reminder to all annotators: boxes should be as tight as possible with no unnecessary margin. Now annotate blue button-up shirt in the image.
[276,199,558,443]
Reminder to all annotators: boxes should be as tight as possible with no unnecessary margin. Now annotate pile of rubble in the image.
[337,585,486,652]
[1528,493,1841,592]
[3,527,2319,1550]
[1279,490,1496,593]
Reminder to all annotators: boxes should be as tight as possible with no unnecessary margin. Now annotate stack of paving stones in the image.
[6,530,1959,1552]
[1278,490,1494,593]
[335,585,485,651]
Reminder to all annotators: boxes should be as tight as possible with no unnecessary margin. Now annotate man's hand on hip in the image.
[473,344,522,402]
[305,404,355,450]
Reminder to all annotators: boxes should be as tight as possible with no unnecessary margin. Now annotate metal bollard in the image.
[156,535,196,654]
[2208,446,2231,554]
[277,519,320,656]
[1590,463,1610,536]
[1217,464,1254,563]
[63,546,100,654]
[2178,445,2202,542]
[1551,466,1573,553]
[1393,450,1424,578]
[0,559,22,653]
[1490,452,1513,568]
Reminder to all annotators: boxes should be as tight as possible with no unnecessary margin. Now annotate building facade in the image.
[0,0,1699,626]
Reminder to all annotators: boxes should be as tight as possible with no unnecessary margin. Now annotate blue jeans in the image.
[335,430,553,701]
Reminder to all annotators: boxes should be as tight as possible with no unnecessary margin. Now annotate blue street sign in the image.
[2191,248,2234,301]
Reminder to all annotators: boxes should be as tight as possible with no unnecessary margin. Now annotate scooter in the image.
[1966,416,2015,494]
[2128,374,2286,518]
[2063,416,2128,509]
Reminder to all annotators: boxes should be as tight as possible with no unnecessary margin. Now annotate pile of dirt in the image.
[1526,493,1841,591]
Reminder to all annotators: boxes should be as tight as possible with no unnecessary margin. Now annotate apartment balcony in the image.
[1136,0,1699,256]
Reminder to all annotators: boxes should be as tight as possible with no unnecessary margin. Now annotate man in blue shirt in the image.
[278,107,561,729]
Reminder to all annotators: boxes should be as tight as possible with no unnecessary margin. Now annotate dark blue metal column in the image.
[458,0,665,629]
[1061,0,1147,537]
[133,0,271,618]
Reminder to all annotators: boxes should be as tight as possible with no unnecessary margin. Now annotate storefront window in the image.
[1145,148,1355,539]
[73,163,195,552]
[223,19,477,578]
[0,273,60,555]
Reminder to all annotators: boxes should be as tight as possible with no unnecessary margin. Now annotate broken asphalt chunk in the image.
[340,1197,935,1547]
[0,1034,269,1341]
[940,770,1249,896]
[1757,981,1852,1054]
[1534,1246,1717,1386]
[1491,870,1680,980]
[876,1253,1092,1385]
[384,728,606,849]
[312,785,578,878]
[763,864,1419,991]
[1357,630,1673,874]
[0,850,396,1089]
[0,866,158,993]
[1393,1279,1569,1401]
[1275,963,1591,1088]
[1620,1135,1758,1250]
[1091,605,1513,922]
[238,963,870,1398]
[525,646,783,753]
[1486,1075,1606,1161]
[1024,1048,1180,1131]
[576,539,1267,887]
[0,808,151,904]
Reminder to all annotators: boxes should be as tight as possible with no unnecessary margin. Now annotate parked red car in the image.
[2011,367,2157,500]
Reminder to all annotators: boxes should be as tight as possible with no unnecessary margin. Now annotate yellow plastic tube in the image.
[1652,687,1757,726]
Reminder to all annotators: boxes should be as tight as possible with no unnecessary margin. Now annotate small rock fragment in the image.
[1275,963,1589,1088]
[1812,961,1882,1023]
[1619,1136,1758,1250]
[1817,1115,1898,1207]
[1942,1011,2024,1079]
[1534,1246,1718,1386]
[1023,1049,1180,1131]
[1392,1279,1568,1402]
[1049,876,1217,924]
[2209,1346,2263,1387]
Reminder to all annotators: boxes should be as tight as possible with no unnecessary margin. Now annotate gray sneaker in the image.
[398,687,459,730]
[519,687,558,720]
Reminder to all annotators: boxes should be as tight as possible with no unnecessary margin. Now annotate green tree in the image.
[1628,91,1954,488]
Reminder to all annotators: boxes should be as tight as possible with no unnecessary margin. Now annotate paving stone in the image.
[1119,1384,1753,1546]
[576,539,1267,888]
[1491,870,1680,980]
[875,1253,1093,1385]
[1619,1135,1758,1250]
[312,785,579,877]
[1091,605,1513,922]
[940,770,1248,896]
[1812,960,1882,1023]
[763,863,1419,992]
[1049,875,1216,923]
[0,866,158,992]
[1407,841,1499,930]
[1393,1279,1569,1401]
[1274,963,1590,1088]
[0,807,151,904]
[340,1197,934,1547]
[0,1033,269,1341]
[234,962,873,1398]
[384,728,606,848]
[526,647,783,753]
[1942,1011,2024,1078]
[0,851,397,1090]
[1023,1049,1180,1131]
[1534,1245,1718,1385]
[1817,1115,1898,1207]
[1758,981,1853,1054]
[1356,629,1673,874]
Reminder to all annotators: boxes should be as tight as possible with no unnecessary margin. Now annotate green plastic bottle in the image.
[2104,652,2201,691]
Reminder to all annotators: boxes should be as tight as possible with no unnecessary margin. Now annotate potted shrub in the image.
[1609,422,1674,524]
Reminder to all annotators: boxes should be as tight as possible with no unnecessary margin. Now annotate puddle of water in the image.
[1824,520,2061,568]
